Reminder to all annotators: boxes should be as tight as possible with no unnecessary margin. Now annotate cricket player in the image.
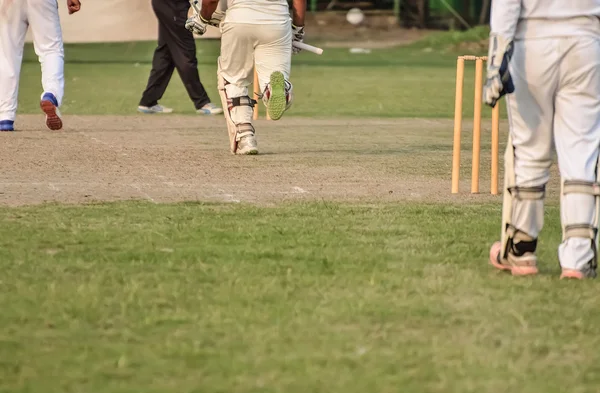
[0,0,81,132]
[137,0,222,116]
[185,0,305,155]
[485,0,600,279]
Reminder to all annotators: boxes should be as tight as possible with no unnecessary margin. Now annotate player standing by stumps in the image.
[0,0,81,131]
[485,0,600,279]
[186,0,306,155]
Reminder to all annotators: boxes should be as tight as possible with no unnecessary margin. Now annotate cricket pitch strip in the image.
[0,115,508,206]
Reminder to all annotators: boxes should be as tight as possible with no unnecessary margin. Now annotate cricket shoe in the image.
[235,124,258,155]
[0,120,14,132]
[489,241,539,276]
[197,103,223,115]
[560,264,597,280]
[265,71,289,120]
[40,93,62,130]
[137,104,173,114]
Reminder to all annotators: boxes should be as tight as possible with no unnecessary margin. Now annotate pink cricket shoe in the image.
[489,241,539,276]
[560,269,585,280]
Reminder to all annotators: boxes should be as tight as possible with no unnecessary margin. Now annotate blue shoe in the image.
[137,104,173,114]
[196,103,223,115]
[40,92,62,130]
[0,120,14,131]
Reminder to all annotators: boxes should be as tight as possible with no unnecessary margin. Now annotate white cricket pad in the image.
[499,136,545,266]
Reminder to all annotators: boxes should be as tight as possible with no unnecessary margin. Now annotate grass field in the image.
[17,30,493,119]
[2,29,598,393]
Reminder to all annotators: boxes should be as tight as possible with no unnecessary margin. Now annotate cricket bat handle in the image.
[292,41,324,55]
[189,0,200,14]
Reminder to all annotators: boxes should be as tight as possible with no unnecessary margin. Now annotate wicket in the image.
[451,55,500,195]
[252,68,270,120]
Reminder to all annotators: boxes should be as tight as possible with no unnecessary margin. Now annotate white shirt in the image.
[491,0,600,40]
[222,0,291,24]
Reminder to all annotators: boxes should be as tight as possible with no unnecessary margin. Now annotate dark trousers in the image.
[139,0,211,109]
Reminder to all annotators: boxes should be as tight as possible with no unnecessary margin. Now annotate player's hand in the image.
[292,24,305,55]
[483,34,515,108]
[185,14,208,36]
[67,0,81,14]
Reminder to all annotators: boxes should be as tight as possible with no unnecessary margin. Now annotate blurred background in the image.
[25,0,490,43]
[18,0,492,117]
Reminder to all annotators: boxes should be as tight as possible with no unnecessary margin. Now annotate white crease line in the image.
[48,183,59,191]
[217,188,240,203]
[80,131,128,157]
[130,184,157,204]
[293,186,309,194]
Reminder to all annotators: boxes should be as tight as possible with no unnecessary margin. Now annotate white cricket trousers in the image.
[0,0,65,122]
[218,21,292,97]
[507,36,600,270]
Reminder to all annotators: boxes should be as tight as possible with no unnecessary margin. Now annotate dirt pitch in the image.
[0,115,505,206]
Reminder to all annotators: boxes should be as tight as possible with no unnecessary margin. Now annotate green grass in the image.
[1,202,598,393]
[408,25,490,50]
[5,29,591,393]
[17,38,493,118]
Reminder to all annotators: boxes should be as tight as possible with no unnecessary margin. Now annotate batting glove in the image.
[292,24,305,55]
[208,10,226,27]
[483,34,515,108]
[185,14,208,36]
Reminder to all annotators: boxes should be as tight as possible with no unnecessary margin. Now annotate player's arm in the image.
[291,0,306,53]
[200,0,219,21]
[67,0,81,14]
[490,0,521,41]
[291,0,306,27]
[483,0,521,107]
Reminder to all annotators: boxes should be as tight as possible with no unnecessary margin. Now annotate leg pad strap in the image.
[230,96,256,109]
[562,180,600,240]
[508,185,545,200]
[504,225,538,266]
[236,123,255,142]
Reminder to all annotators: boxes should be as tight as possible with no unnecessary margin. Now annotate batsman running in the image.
[185,0,305,155]
[0,0,81,131]
[485,0,600,279]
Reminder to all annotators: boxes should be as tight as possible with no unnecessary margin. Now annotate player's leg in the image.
[489,39,557,276]
[254,22,293,121]
[0,1,28,131]
[218,22,257,154]
[167,1,221,115]
[138,6,176,114]
[27,0,65,130]
[553,36,600,279]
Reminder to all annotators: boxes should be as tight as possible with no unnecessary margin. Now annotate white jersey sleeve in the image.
[490,0,521,41]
